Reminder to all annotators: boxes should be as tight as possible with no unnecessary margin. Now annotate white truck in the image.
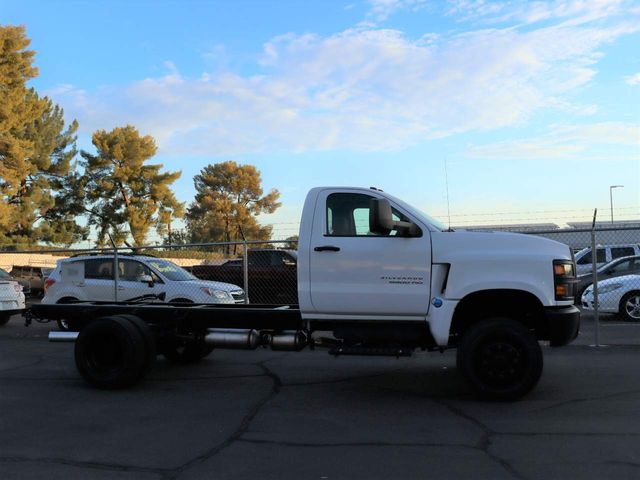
[29,186,580,400]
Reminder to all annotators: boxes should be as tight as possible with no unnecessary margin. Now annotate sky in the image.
[2,0,639,241]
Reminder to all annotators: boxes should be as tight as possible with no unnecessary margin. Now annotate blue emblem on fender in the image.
[432,297,443,308]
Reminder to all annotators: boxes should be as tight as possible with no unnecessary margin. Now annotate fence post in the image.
[113,246,119,303]
[590,209,599,347]
[243,242,249,304]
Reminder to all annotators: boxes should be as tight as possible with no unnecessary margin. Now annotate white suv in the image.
[42,254,245,305]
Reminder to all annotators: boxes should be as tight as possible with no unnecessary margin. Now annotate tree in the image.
[186,161,281,253]
[0,25,85,246]
[79,125,184,247]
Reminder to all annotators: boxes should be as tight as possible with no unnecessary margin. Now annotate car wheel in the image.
[456,317,543,401]
[161,339,213,364]
[620,291,640,322]
[0,314,11,326]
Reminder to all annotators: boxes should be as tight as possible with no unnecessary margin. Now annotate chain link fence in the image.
[1,225,640,343]
[517,225,640,345]
[0,240,298,308]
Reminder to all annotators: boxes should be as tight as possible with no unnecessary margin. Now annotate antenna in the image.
[444,157,451,230]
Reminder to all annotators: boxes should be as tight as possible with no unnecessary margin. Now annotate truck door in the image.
[309,190,431,317]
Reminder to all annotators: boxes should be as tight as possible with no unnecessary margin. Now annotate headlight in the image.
[200,287,231,300]
[553,259,577,300]
[598,283,623,294]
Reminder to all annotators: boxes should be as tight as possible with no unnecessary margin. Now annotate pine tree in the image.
[79,125,184,247]
[186,161,280,253]
[0,25,85,246]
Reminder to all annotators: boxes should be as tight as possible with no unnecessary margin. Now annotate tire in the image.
[619,291,640,322]
[161,339,214,364]
[456,318,543,401]
[114,315,157,373]
[0,314,11,326]
[74,316,149,389]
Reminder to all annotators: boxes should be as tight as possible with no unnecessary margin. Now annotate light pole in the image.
[609,185,624,224]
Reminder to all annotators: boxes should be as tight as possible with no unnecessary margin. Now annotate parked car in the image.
[188,249,297,304]
[576,255,640,301]
[42,254,246,329]
[581,274,640,321]
[0,268,26,326]
[10,265,54,296]
[574,244,640,275]
[1,267,30,296]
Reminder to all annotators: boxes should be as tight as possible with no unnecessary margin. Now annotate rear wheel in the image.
[74,316,150,389]
[620,291,640,322]
[0,314,11,326]
[456,317,543,401]
[161,338,213,364]
[115,315,157,372]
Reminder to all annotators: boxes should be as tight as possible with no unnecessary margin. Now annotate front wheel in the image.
[456,318,543,401]
[620,291,640,322]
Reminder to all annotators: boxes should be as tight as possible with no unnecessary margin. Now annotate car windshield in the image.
[145,259,197,281]
[0,268,11,280]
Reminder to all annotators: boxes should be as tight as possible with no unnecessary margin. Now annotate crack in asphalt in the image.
[532,387,640,413]
[0,455,171,477]
[280,369,401,387]
[165,360,283,480]
[435,399,529,480]
[238,438,475,449]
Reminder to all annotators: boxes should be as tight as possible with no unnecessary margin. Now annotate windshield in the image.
[385,193,447,231]
[0,268,11,280]
[145,259,197,281]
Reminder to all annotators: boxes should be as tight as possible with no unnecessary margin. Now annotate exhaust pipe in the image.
[49,331,79,342]
[205,329,260,350]
[271,330,308,351]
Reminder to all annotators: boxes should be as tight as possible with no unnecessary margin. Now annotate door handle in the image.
[314,245,340,252]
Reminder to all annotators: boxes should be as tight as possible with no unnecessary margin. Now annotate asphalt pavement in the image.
[2,310,640,480]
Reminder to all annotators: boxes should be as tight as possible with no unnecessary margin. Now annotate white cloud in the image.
[467,122,640,159]
[49,6,639,156]
[625,72,640,85]
[365,0,427,22]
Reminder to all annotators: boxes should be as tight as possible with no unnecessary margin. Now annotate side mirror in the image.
[369,198,394,235]
[369,198,421,237]
[140,274,154,287]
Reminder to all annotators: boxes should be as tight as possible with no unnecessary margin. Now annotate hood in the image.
[431,230,572,263]
[592,274,640,287]
[182,279,243,292]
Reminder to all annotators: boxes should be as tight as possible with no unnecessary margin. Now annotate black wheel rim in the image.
[475,338,526,388]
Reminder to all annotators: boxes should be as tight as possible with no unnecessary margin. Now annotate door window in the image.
[611,247,635,259]
[84,259,114,279]
[118,260,161,283]
[326,193,409,237]
[577,248,606,265]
